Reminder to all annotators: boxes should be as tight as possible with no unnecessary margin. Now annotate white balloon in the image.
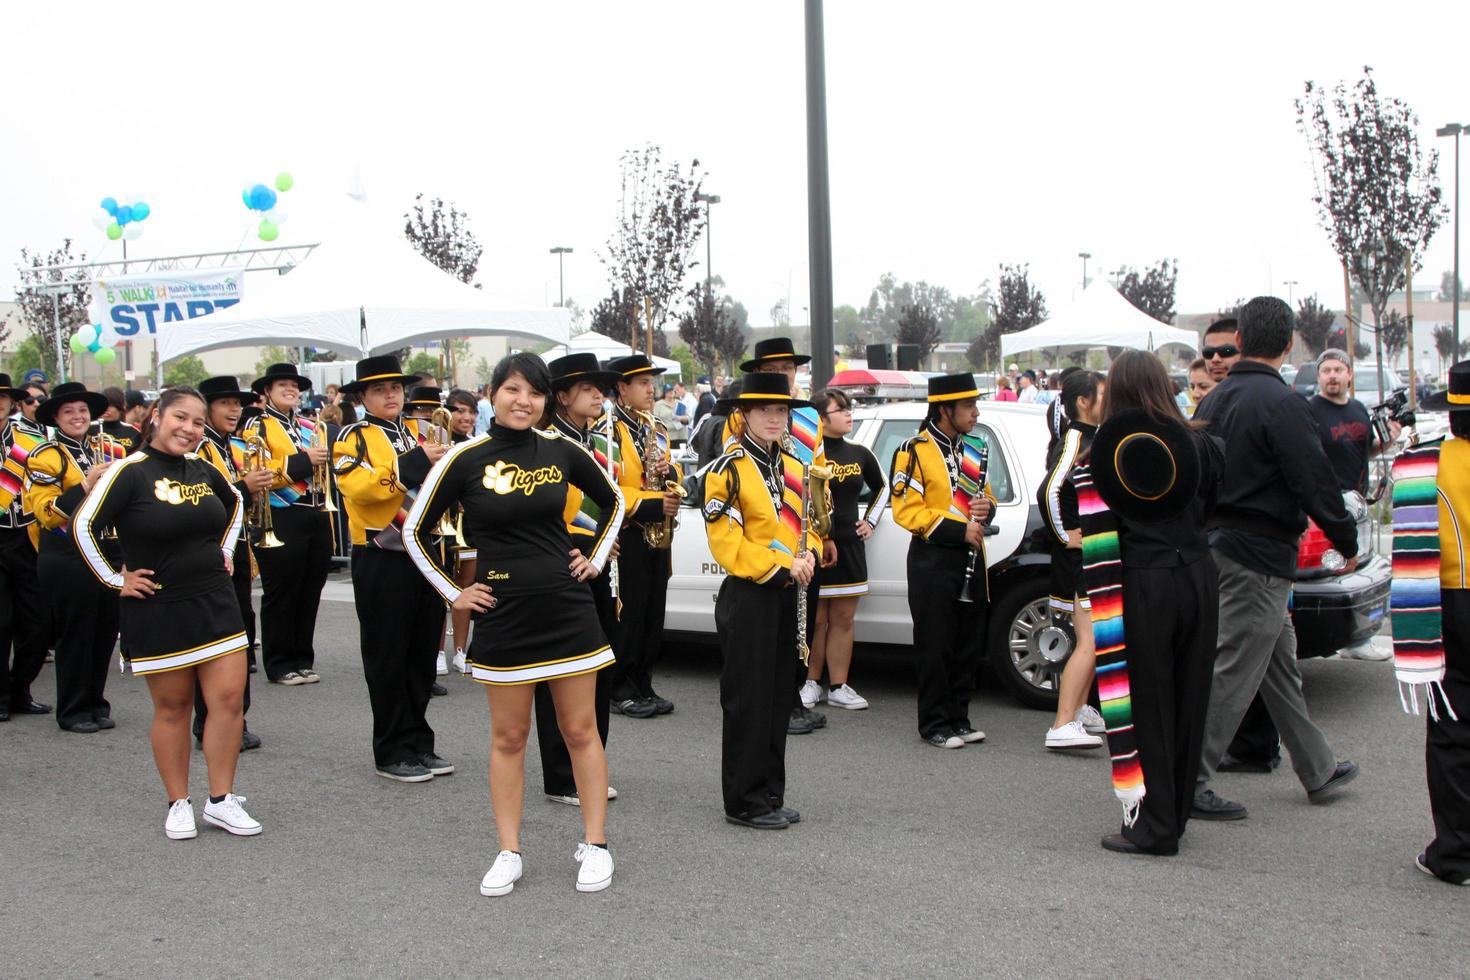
[91,208,113,231]
[125,190,144,205]
[265,207,289,225]
[96,320,122,348]
[123,223,144,240]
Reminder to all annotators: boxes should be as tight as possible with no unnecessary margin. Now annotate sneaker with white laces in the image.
[165,798,197,840]
[480,850,523,897]
[435,651,449,676]
[1075,705,1106,735]
[453,648,468,674]
[574,842,614,893]
[826,684,869,710]
[1046,720,1103,750]
[799,679,823,709]
[547,785,620,806]
[202,793,262,836]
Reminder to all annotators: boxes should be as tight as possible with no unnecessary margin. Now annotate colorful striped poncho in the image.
[1390,442,1459,721]
[1074,464,1146,826]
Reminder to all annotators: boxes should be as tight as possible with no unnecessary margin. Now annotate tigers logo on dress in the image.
[483,461,563,496]
[153,477,213,506]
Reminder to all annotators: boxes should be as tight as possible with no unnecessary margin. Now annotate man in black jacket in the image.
[1191,296,1360,821]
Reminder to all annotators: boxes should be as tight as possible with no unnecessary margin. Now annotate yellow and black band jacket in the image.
[890,421,997,594]
[549,413,608,543]
[24,435,99,552]
[610,405,684,531]
[702,434,824,586]
[331,413,435,547]
[253,403,320,509]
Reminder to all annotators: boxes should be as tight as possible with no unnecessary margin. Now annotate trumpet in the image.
[639,411,685,549]
[242,428,284,549]
[309,418,338,513]
[428,407,459,537]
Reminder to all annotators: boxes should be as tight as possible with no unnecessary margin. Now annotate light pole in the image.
[1078,251,1091,289]
[1284,280,1299,305]
[695,192,720,294]
[1439,123,1465,357]
[549,246,572,307]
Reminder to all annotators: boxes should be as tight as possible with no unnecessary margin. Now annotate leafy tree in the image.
[1442,270,1465,303]
[1326,327,1371,360]
[678,288,745,374]
[254,345,295,377]
[1115,259,1178,322]
[970,263,1048,371]
[1434,323,1457,373]
[1295,295,1338,356]
[563,298,587,335]
[164,355,210,388]
[769,298,791,330]
[15,240,91,378]
[590,286,669,356]
[834,304,861,350]
[667,344,697,382]
[1379,310,1409,361]
[860,274,958,342]
[304,348,339,363]
[405,194,484,380]
[473,356,494,389]
[5,333,49,378]
[1217,298,1245,321]
[404,352,441,379]
[896,303,941,360]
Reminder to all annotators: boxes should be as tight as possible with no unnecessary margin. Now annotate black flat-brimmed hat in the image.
[1421,360,1470,413]
[36,382,110,428]
[339,355,419,395]
[548,353,620,391]
[740,337,811,373]
[407,385,444,407]
[927,372,980,403]
[1089,409,1202,523]
[717,372,812,411]
[199,376,257,404]
[0,373,27,401]
[251,362,312,394]
[605,354,666,379]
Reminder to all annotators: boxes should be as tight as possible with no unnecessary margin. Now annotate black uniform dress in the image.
[1038,420,1096,614]
[403,421,623,686]
[26,434,120,727]
[72,444,247,675]
[816,435,888,598]
[0,415,47,712]
[102,419,141,456]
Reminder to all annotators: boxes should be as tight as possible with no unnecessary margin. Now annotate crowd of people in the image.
[1,295,1466,895]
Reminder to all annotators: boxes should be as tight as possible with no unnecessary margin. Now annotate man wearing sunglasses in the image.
[16,384,48,436]
[1201,319,1241,383]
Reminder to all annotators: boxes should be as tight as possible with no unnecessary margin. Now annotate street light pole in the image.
[804,0,835,391]
[549,246,573,307]
[1439,123,1465,359]
[1078,251,1091,289]
[695,193,721,296]
[1284,280,1299,305]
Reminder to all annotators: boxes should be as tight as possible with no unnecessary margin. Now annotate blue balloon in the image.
[242,189,252,209]
[100,196,117,215]
[248,184,277,211]
[114,205,133,225]
[87,340,101,353]
[131,201,150,221]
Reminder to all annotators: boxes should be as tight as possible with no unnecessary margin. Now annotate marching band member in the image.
[330,356,451,784]
[702,372,821,829]
[403,352,624,896]
[248,363,332,687]
[73,386,260,841]
[405,384,455,692]
[605,354,682,719]
[100,386,142,455]
[444,389,481,674]
[0,373,49,722]
[26,383,119,733]
[890,373,996,750]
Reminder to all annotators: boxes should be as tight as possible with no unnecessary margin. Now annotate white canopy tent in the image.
[154,200,569,362]
[538,331,682,378]
[1000,279,1198,357]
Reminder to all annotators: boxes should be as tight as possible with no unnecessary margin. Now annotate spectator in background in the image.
[18,383,47,430]
[693,376,717,427]
[1187,358,1216,408]
[124,389,150,429]
[675,381,696,418]
[994,375,1017,402]
[1201,318,1240,382]
[101,387,126,424]
[475,382,494,435]
[653,384,688,445]
[1017,370,1040,404]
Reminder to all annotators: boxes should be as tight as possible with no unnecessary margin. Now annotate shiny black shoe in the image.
[11,699,51,715]
[1191,789,1247,820]
[776,806,800,824]
[788,707,815,735]
[610,697,658,719]
[1307,761,1359,804]
[430,682,448,697]
[1101,833,1145,854]
[240,729,262,751]
[94,717,116,730]
[725,810,790,830]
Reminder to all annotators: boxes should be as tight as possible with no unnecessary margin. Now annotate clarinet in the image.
[601,409,621,614]
[957,438,991,604]
[783,432,813,665]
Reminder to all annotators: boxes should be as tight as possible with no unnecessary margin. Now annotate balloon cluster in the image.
[241,172,294,241]
[70,324,120,365]
[92,194,151,242]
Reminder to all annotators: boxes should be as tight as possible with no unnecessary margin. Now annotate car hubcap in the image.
[1008,598,1066,693]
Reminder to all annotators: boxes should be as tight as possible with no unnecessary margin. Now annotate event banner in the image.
[89,269,244,338]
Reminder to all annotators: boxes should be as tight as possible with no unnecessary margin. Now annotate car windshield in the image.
[870,419,1014,503]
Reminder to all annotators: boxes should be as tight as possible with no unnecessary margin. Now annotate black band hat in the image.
[1420,360,1470,413]
[199,376,257,404]
[407,385,444,408]
[251,362,312,394]
[739,337,811,373]
[1089,409,1202,523]
[605,354,666,379]
[547,353,620,392]
[927,372,980,403]
[339,355,419,395]
[36,382,110,428]
[0,373,28,401]
[716,372,812,411]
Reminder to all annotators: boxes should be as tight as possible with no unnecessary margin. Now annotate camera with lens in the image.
[1371,387,1415,431]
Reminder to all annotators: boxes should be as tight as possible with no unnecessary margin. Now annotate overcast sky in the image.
[4,1,1467,333]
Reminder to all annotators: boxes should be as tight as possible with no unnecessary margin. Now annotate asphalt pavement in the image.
[1,578,1463,978]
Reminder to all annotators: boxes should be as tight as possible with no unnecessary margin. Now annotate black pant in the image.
[610,531,670,702]
[1120,557,1219,854]
[194,540,255,739]
[41,551,119,729]
[254,505,331,679]
[351,546,440,767]
[1226,693,1281,766]
[906,539,987,739]
[1424,590,1470,884]
[0,527,47,709]
[717,576,797,817]
[535,574,616,796]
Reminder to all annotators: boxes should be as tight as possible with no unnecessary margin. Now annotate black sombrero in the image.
[36,382,110,428]
[0,373,27,401]
[1421,360,1470,413]
[251,362,312,394]
[740,337,810,373]
[716,372,812,411]
[927,372,980,403]
[199,376,257,404]
[1089,409,1201,524]
[407,385,444,408]
[548,353,619,391]
[339,355,419,395]
[605,354,666,379]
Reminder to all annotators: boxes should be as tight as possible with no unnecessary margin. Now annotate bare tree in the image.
[15,240,92,378]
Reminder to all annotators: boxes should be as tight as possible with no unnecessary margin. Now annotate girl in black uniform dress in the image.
[404,354,624,897]
[803,388,888,711]
[73,388,259,841]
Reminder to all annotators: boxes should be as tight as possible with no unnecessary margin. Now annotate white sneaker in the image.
[799,679,823,709]
[547,786,619,807]
[1046,720,1103,750]
[435,651,449,676]
[1076,704,1106,735]
[1338,639,1392,662]
[202,793,263,836]
[574,842,614,893]
[452,648,468,674]
[480,850,523,897]
[165,798,197,840]
[826,684,869,710]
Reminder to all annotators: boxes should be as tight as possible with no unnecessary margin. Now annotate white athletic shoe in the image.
[799,679,823,709]
[202,793,263,836]
[548,786,620,806]
[1046,720,1103,750]
[165,798,197,840]
[574,842,614,893]
[1076,704,1106,735]
[826,684,869,710]
[452,648,468,674]
[480,850,523,897]
[435,651,449,676]
[1338,639,1392,662]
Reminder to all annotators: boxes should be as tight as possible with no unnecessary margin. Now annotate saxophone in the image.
[639,411,685,549]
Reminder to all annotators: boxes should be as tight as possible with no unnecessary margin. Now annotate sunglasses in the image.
[1202,345,1239,359]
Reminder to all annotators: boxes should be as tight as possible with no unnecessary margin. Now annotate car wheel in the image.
[987,578,1065,711]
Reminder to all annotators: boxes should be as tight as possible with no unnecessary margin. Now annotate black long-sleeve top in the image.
[1038,421,1096,547]
[1115,429,1224,568]
[821,435,888,536]
[403,421,624,603]
[74,443,243,599]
